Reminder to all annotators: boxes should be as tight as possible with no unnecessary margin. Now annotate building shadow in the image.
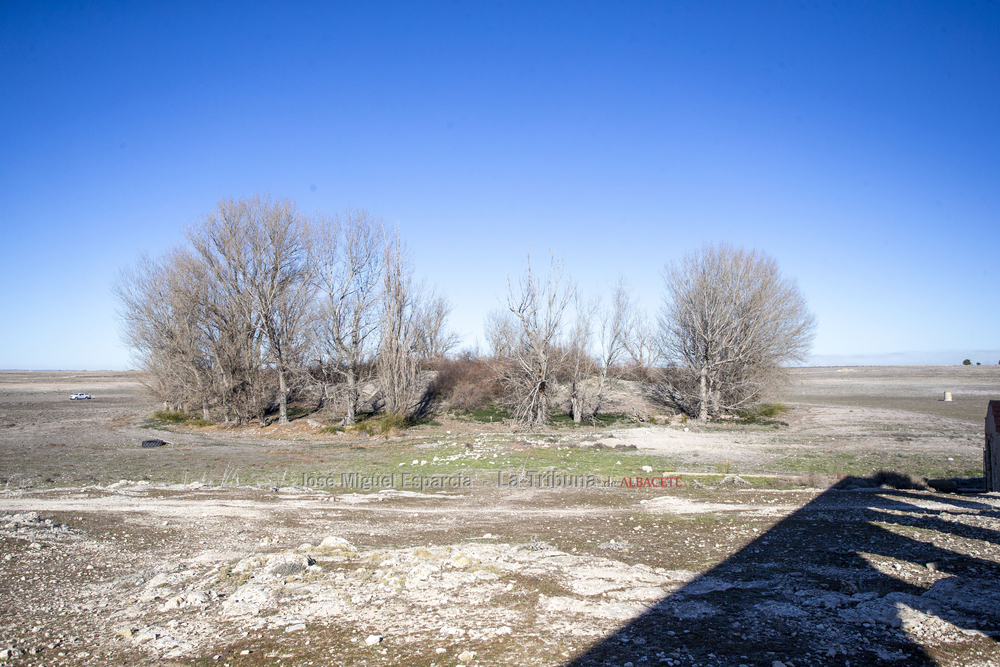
[566,475,1000,667]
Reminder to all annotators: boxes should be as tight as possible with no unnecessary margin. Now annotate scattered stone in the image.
[285,623,306,633]
[365,635,382,646]
[458,650,476,662]
[320,535,353,549]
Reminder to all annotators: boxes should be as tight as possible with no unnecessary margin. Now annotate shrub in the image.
[427,355,500,411]
[836,470,926,490]
[963,359,972,365]
[352,413,409,436]
[736,403,786,419]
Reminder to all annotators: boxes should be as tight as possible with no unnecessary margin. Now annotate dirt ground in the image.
[1,368,999,667]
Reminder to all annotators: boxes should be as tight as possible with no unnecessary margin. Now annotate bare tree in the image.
[414,289,460,363]
[244,198,314,424]
[312,210,385,425]
[114,251,211,415]
[187,196,314,425]
[484,309,517,359]
[566,295,597,423]
[658,244,816,420]
[622,309,661,374]
[590,277,631,416]
[490,253,574,425]
[376,229,419,416]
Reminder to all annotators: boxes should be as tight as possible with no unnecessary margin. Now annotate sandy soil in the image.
[1,369,999,667]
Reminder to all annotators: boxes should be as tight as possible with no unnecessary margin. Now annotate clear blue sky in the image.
[2,1,998,370]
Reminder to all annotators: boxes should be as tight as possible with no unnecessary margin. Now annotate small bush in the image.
[320,425,344,434]
[352,413,409,436]
[152,410,189,423]
[428,356,500,411]
[836,470,926,490]
[962,359,972,366]
[736,403,786,419]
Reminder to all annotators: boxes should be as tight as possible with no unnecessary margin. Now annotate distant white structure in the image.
[944,391,953,402]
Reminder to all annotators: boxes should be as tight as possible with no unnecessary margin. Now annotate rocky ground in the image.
[1,369,999,666]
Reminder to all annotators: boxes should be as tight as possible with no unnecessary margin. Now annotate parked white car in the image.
[69,393,91,400]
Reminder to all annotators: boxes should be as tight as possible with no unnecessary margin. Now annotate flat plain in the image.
[1,366,998,667]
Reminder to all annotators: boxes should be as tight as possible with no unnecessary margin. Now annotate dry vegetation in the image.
[114,198,820,437]
[1,366,999,667]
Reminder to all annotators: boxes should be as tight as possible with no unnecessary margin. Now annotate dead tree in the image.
[186,197,278,425]
[491,253,574,425]
[591,277,631,417]
[114,250,219,418]
[622,308,661,375]
[414,289,460,363]
[658,243,816,420]
[376,230,419,416]
[566,295,597,423]
[313,210,385,424]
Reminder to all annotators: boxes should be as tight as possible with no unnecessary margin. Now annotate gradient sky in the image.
[2,1,998,370]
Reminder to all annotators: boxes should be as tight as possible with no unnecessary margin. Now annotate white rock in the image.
[320,536,353,549]
[285,623,306,632]
[365,635,382,646]
[459,650,476,662]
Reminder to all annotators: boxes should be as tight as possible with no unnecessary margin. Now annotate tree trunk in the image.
[592,368,608,418]
[202,397,210,421]
[277,365,289,425]
[345,363,357,425]
[699,365,708,421]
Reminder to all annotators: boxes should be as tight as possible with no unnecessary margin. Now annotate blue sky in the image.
[1,1,998,370]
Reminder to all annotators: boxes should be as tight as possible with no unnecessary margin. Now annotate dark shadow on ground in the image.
[566,475,1000,667]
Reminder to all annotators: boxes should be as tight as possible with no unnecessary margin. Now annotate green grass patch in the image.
[349,412,438,436]
[151,410,189,423]
[460,404,511,422]
[285,406,312,419]
[184,418,214,427]
[548,412,630,428]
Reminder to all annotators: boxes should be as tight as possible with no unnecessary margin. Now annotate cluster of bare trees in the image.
[118,196,815,427]
[485,245,815,424]
[484,255,661,425]
[115,196,457,425]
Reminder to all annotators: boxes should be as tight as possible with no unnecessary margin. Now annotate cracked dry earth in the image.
[2,480,999,667]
